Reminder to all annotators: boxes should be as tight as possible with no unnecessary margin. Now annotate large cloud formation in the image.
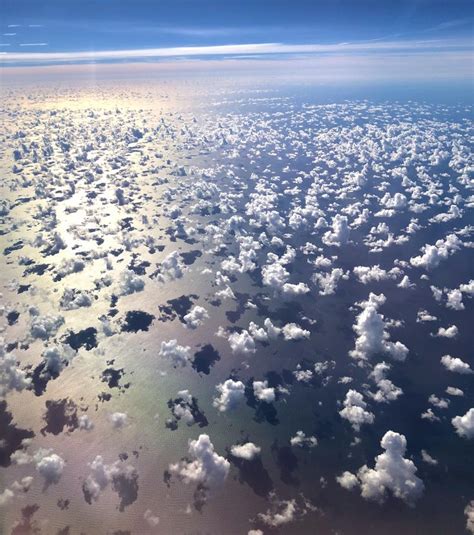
[338,430,424,504]
[169,434,230,487]
[350,293,408,362]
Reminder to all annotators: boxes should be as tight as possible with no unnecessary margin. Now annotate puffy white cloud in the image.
[282,282,310,296]
[465,501,474,534]
[183,305,209,329]
[248,322,269,342]
[257,493,314,527]
[421,450,438,465]
[290,430,318,448]
[261,247,307,296]
[339,390,374,431]
[369,362,403,403]
[82,455,138,506]
[421,408,440,422]
[215,285,236,300]
[350,293,408,362]
[336,471,359,490]
[353,265,400,285]
[262,260,289,290]
[253,380,275,403]
[0,339,31,396]
[159,339,191,367]
[41,345,69,376]
[323,214,350,246]
[416,309,437,323]
[169,434,230,487]
[230,442,261,460]
[54,257,85,279]
[340,431,424,504]
[213,379,245,412]
[228,330,256,355]
[397,275,415,289]
[30,313,64,340]
[144,509,160,528]
[264,318,282,339]
[441,355,473,374]
[428,394,449,409]
[446,386,464,397]
[435,325,458,338]
[78,414,94,431]
[313,268,348,295]
[446,289,464,310]
[110,412,128,429]
[452,408,474,439]
[60,288,92,310]
[459,280,474,295]
[382,192,407,210]
[281,323,310,341]
[34,449,65,485]
[118,269,145,296]
[0,488,15,507]
[410,234,461,270]
[155,251,185,282]
[431,285,444,302]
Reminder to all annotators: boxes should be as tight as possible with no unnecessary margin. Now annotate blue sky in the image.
[0,0,472,68]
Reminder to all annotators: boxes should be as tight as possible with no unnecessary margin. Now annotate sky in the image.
[0,0,473,75]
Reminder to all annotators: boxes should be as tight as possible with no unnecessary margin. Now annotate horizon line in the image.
[1,38,472,67]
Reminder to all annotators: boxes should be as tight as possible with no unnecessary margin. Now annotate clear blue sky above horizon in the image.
[2,0,473,50]
[1,0,472,74]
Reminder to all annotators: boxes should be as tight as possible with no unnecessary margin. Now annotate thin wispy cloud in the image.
[0,38,471,65]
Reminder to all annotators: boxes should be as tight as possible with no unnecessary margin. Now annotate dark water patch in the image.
[101,367,124,388]
[57,499,70,510]
[192,344,221,375]
[112,467,139,512]
[23,263,49,277]
[228,452,273,497]
[17,284,30,294]
[226,292,251,323]
[244,379,279,426]
[0,400,35,467]
[120,217,134,231]
[166,394,208,429]
[271,442,300,486]
[163,470,172,487]
[11,504,40,535]
[121,310,155,332]
[193,483,208,512]
[180,250,202,265]
[3,240,24,256]
[41,398,79,436]
[128,255,150,275]
[7,310,20,326]
[28,360,65,396]
[64,327,98,351]
[158,294,198,322]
